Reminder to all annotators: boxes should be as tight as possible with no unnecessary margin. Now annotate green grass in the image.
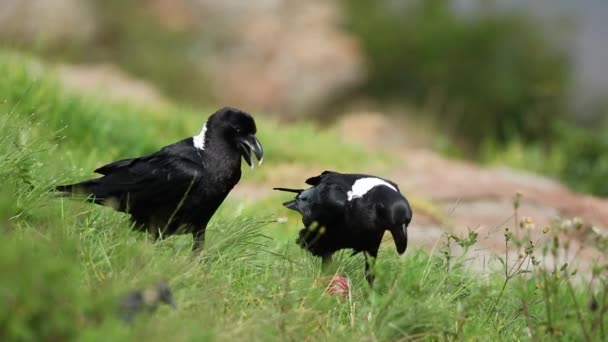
[1,51,607,341]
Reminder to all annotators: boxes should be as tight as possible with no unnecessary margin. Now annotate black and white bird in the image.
[274,171,412,285]
[56,107,263,251]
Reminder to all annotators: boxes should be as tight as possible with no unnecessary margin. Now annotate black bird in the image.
[118,282,176,323]
[274,170,412,285]
[56,107,263,251]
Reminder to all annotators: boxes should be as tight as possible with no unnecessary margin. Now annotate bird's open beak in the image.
[238,134,264,168]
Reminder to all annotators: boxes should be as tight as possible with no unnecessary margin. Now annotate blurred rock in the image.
[188,0,364,117]
[148,0,196,32]
[1,0,363,115]
[0,0,97,44]
[57,63,170,108]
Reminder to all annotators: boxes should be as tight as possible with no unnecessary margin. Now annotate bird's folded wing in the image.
[94,152,202,203]
[319,184,348,210]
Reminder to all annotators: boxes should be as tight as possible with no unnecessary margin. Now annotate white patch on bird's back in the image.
[347,177,397,201]
[193,122,208,150]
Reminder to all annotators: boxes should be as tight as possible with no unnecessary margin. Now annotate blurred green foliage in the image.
[343,0,571,150]
[482,123,608,196]
[0,237,87,342]
[555,126,608,196]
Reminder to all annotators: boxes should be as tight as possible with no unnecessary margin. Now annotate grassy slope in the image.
[1,52,606,341]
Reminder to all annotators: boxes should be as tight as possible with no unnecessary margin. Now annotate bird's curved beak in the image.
[238,134,264,168]
[389,223,408,254]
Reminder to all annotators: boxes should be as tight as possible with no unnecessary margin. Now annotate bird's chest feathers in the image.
[201,154,241,188]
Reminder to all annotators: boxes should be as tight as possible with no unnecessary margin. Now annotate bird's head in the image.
[204,107,264,168]
[375,195,412,255]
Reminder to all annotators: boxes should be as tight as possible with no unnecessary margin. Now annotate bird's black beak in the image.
[238,134,264,168]
[389,223,408,254]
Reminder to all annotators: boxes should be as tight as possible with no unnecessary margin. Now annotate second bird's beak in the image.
[389,223,408,255]
[238,134,264,168]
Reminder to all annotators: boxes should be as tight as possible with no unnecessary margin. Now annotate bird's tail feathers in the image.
[272,187,303,194]
[53,181,103,204]
[273,187,303,211]
[55,182,90,194]
[54,183,76,194]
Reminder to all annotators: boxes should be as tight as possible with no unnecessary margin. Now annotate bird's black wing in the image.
[300,180,349,228]
[316,183,348,210]
[383,178,401,192]
[87,150,203,211]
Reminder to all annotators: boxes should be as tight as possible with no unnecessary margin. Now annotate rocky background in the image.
[1,0,606,119]
[0,0,364,118]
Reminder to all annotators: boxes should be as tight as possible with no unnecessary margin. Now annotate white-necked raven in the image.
[274,170,412,285]
[56,107,263,251]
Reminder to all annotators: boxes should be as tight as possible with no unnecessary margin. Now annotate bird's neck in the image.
[191,123,242,173]
[202,133,242,169]
[193,122,208,150]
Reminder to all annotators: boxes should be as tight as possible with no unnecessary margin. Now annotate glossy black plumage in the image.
[274,170,413,285]
[56,107,263,251]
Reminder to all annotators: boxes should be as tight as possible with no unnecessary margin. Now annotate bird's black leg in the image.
[364,251,378,287]
[192,229,206,253]
[321,254,333,273]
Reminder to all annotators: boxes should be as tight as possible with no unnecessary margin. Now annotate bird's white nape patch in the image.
[347,177,397,201]
[193,122,208,150]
